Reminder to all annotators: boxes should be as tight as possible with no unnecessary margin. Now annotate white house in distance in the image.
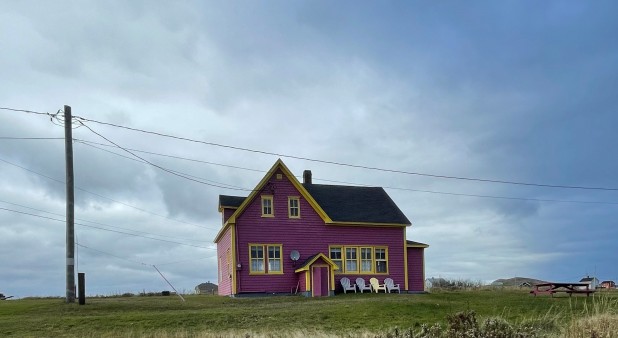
[579,276,599,289]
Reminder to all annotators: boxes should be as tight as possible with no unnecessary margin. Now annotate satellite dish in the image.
[290,250,300,261]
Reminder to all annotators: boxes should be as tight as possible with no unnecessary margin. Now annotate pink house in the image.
[214,160,428,297]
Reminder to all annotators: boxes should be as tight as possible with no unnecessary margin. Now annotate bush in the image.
[379,311,541,338]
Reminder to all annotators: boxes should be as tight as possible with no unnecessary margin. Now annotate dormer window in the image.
[288,196,300,218]
[261,195,274,217]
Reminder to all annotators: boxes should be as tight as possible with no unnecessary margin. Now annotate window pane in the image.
[268,246,280,259]
[360,248,372,272]
[376,261,387,273]
[345,248,358,272]
[330,247,342,260]
[289,198,299,217]
[346,260,358,271]
[252,259,265,272]
[251,246,264,258]
[269,259,281,272]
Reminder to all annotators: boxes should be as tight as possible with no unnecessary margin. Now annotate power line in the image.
[72,114,618,192]
[0,137,63,140]
[77,243,216,267]
[0,199,212,244]
[77,139,618,206]
[77,243,149,266]
[0,157,218,230]
[315,178,618,205]
[74,139,263,173]
[4,106,617,191]
[69,142,618,206]
[0,107,53,116]
[75,120,251,191]
[74,140,249,190]
[0,206,214,249]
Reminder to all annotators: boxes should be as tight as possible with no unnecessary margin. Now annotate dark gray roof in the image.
[406,240,429,247]
[219,195,246,208]
[303,184,411,225]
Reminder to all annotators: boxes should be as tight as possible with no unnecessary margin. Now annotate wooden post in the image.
[78,273,85,305]
[64,105,76,303]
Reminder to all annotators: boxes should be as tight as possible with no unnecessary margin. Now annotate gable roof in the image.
[219,195,245,210]
[303,184,411,225]
[580,277,598,282]
[214,159,411,243]
[406,240,429,248]
[294,253,340,273]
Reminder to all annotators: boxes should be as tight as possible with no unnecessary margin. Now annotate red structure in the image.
[214,160,428,297]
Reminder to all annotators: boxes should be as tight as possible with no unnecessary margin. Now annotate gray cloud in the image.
[1,0,617,297]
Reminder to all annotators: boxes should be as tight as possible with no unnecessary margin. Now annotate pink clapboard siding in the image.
[407,247,425,292]
[234,168,406,294]
[216,226,233,296]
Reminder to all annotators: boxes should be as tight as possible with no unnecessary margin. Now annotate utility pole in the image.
[64,105,75,303]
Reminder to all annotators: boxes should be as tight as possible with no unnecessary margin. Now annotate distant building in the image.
[195,281,218,294]
[579,276,600,289]
[600,280,616,289]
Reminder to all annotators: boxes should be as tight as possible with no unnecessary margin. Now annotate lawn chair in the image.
[340,277,356,294]
[369,277,387,293]
[355,278,372,293]
[384,278,401,293]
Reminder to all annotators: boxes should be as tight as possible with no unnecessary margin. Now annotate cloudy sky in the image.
[1,1,617,298]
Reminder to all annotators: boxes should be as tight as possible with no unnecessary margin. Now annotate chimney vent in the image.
[303,170,312,185]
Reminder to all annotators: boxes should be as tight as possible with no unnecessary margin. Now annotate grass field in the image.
[1,289,616,337]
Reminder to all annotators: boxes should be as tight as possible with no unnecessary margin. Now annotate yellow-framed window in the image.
[250,245,265,273]
[249,244,283,274]
[329,246,343,271]
[288,197,300,218]
[261,195,274,217]
[345,247,358,273]
[360,247,373,273]
[375,247,388,273]
[267,245,282,273]
[331,245,389,274]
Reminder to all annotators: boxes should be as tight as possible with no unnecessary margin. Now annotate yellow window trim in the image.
[248,243,283,274]
[329,245,389,275]
[261,195,274,217]
[288,196,300,219]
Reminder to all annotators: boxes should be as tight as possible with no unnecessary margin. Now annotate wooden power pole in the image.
[64,105,75,303]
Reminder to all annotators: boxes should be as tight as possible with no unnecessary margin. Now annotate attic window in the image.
[261,195,274,217]
[288,196,300,218]
[276,174,283,180]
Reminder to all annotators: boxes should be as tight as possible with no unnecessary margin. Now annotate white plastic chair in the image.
[340,277,356,293]
[369,277,387,293]
[355,278,372,293]
[384,278,401,293]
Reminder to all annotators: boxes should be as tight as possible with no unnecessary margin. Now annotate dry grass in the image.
[562,314,618,338]
[79,329,379,338]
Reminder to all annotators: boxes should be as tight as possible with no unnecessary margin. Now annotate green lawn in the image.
[0,289,616,337]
